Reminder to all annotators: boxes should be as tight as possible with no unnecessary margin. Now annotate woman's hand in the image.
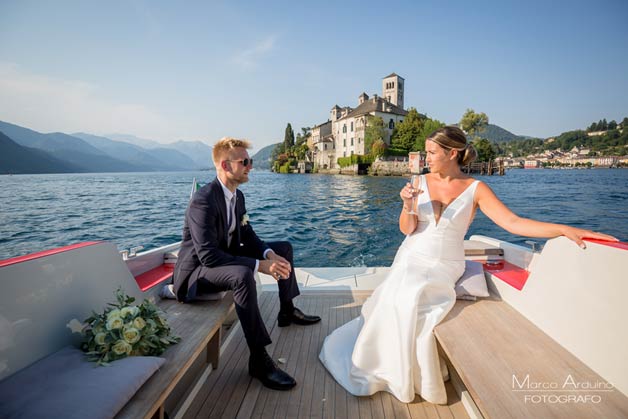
[399,182,423,235]
[399,182,415,209]
[560,226,619,249]
[400,182,423,210]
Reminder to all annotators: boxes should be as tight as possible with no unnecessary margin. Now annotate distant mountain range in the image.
[251,143,280,171]
[105,134,214,169]
[475,124,533,142]
[0,120,214,174]
[0,119,532,175]
[0,131,79,174]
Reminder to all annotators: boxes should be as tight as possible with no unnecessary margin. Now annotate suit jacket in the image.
[173,177,269,300]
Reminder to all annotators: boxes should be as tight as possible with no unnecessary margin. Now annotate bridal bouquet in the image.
[77,288,180,365]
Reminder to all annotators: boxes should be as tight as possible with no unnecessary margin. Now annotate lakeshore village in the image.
[267,73,628,175]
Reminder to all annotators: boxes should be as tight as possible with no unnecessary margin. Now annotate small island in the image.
[263,73,627,175]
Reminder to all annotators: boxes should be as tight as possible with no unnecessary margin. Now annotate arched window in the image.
[389,119,395,129]
[343,124,346,133]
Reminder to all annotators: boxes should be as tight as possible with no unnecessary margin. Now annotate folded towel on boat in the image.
[158,283,226,301]
[0,346,164,419]
[455,260,490,299]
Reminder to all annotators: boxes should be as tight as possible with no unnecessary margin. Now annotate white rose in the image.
[120,306,140,318]
[133,317,146,330]
[241,214,250,226]
[112,340,132,356]
[106,317,124,330]
[94,332,107,346]
[123,327,141,344]
[107,309,121,320]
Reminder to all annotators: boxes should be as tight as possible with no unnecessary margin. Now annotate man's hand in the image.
[259,251,291,280]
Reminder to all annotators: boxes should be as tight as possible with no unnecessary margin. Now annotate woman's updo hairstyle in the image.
[426,126,478,166]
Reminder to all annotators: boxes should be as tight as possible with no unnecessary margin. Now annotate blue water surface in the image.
[1,169,626,266]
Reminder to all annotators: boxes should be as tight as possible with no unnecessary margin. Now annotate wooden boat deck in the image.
[182,291,468,419]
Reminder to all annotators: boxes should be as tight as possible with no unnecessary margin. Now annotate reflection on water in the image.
[1,169,626,266]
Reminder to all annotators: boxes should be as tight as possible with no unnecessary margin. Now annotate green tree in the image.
[390,108,424,153]
[473,138,496,162]
[364,116,386,155]
[272,152,289,172]
[295,127,311,147]
[284,123,295,151]
[416,118,446,151]
[460,109,489,137]
[294,143,310,160]
[371,139,387,157]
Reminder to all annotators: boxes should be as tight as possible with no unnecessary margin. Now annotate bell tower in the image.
[382,73,404,109]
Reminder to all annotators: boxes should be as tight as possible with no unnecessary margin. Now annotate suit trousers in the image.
[191,241,300,350]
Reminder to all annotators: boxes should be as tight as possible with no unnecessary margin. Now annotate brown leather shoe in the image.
[277,307,321,327]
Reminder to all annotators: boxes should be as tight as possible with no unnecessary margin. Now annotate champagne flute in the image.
[407,174,421,215]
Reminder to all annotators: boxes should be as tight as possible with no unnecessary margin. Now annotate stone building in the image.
[311,73,409,169]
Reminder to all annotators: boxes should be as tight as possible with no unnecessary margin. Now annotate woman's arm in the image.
[399,181,418,235]
[475,181,618,248]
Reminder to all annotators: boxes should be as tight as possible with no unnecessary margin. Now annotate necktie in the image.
[227,196,236,246]
[228,196,236,230]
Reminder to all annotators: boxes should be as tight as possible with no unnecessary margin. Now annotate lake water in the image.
[1,169,626,266]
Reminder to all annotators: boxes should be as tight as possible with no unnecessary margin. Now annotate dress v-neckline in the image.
[424,177,476,227]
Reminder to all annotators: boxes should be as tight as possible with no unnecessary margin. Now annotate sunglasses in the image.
[227,158,253,167]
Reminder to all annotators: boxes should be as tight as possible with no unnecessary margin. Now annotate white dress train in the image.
[320,177,479,404]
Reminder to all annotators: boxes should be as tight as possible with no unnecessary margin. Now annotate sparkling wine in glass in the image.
[408,174,421,215]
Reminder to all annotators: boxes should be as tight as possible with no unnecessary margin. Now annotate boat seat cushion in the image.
[455,260,490,299]
[0,346,164,419]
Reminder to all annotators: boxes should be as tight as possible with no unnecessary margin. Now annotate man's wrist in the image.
[263,249,274,260]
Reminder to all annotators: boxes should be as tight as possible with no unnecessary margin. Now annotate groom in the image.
[173,137,320,391]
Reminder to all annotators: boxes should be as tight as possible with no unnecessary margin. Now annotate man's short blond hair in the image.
[212,137,251,167]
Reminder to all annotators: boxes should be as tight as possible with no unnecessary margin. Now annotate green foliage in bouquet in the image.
[80,288,180,365]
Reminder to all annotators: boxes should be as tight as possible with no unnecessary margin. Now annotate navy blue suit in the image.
[173,177,300,349]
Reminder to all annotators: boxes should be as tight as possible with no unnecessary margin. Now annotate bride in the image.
[319,126,617,404]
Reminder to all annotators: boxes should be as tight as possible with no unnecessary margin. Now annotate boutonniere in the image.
[241,213,250,226]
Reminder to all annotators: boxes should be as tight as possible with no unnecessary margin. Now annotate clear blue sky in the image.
[1,0,626,152]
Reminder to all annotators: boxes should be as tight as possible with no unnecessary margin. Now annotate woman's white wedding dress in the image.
[319,176,479,404]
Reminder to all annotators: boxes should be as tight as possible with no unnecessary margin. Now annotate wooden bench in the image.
[116,294,235,419]
[0,241,235,419]
[435,237,628,418]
